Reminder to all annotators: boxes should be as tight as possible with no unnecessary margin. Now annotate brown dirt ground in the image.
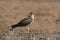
[0,0,60,33]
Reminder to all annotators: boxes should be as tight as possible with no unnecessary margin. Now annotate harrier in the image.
[10,11,34,31]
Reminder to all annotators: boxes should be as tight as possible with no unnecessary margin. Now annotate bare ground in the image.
[0,0,60,40]
[0,0,60,32]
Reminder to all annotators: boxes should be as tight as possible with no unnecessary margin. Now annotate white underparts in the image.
[31,15,34,24]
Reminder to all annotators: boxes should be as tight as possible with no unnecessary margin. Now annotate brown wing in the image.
[17,17,32,26]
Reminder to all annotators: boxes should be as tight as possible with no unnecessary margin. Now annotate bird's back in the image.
[17,17,32,26]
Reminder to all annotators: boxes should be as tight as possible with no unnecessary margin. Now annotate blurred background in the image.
[0,0,60,40]
[0,0,60,32]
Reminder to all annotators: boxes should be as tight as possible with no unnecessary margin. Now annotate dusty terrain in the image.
[0,0,60,40]
[0,0,60,32]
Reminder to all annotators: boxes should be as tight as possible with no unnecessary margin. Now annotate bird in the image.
[10,11,34,31]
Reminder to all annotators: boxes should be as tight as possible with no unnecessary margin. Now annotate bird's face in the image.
[30,11,34,15]
[28,11,35,20]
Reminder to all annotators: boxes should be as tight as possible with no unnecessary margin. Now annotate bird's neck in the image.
[30,15,34,24]
[31,15,34,20]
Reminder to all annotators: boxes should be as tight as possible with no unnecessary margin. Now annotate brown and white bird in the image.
[10,11,34,31]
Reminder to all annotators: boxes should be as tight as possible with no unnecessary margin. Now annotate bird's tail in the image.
[10,25,16,31]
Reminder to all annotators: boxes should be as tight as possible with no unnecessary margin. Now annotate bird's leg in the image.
[27,24,32,33]
[26,24,31,33]
[27,27,30,33]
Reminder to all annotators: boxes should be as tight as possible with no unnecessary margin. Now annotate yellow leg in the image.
[27,27,30,33]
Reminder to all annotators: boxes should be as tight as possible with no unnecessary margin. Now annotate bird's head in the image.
[30,11,35,15]
[29,11,35,20]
